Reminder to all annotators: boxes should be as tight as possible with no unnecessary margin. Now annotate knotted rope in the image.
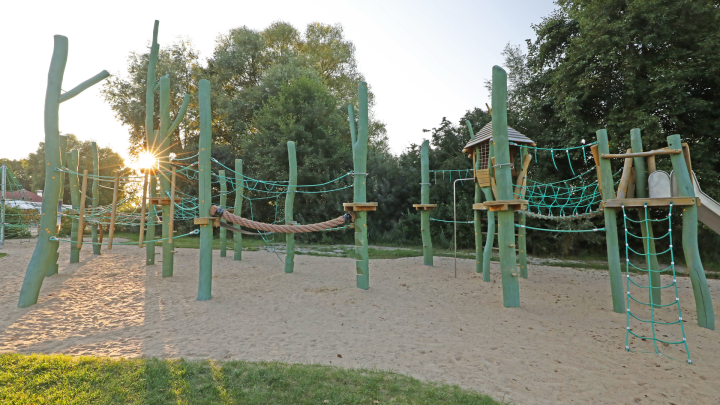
[210,205,354,233]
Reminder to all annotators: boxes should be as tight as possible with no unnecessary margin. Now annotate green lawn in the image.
[0,252,7,259]
[0,354,505,405]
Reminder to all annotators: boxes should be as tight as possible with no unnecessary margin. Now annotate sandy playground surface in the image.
[1,239,719,405]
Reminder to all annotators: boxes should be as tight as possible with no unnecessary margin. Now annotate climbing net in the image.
[1,166,41,240]
[621,203,691,363]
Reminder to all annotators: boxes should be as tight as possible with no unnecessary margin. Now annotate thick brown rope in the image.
[210,205,353,234]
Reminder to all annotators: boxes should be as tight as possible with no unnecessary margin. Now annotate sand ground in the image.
[1,239,719,405]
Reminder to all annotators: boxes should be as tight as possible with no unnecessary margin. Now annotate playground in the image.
[1,239,719,404]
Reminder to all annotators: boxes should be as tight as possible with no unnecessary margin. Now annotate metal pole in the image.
[453,177,474,278]
[1,165,6,248]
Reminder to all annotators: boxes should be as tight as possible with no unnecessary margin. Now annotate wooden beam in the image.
[590,144,602,194]
[513,153,533,198]
[682,142,692,176]
[108,172,119,250]
[601,149,681,159]
[139,172,148,248]
[647,155,656,174]
[616,149,634,199]
[601,197,696,208]
[77,170,88,250]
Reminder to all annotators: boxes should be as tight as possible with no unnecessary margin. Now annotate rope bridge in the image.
[210,206,353,233]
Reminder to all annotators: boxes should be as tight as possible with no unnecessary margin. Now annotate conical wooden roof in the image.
[462,122,534,153]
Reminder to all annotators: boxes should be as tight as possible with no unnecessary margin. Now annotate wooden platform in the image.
[343,202,378,212]
[473,200,529,212]
[149,196,183,205]
[601,197,698,208]
[194,217,220,227]
[413,204,437,211]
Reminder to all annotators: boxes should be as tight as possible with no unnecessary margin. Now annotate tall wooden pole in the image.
[466,121,483,274]
[597,129,626,314]
[77,170,88,250]
[518,146,529,279]
[144,21,160,267]
[69,150,81,263]
[352,83,370,290]
[481,141,495,282]
[169,168,176,243]
[233,159,243,261]
[420,140,433,266]
[491,66,520,307]
[219,170,228,257]
[90,142,101,255]
[159,76,174,277]
[48,135,68,277]
[108,172,119,250]
[197,79,213,301]
[139,172,148,248]
[630,129,661,304]
[668,134,714,330]
[284,142,298,273]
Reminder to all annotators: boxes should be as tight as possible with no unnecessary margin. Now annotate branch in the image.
[347,105,357,146]
[465,120,475,137]
[154,73,169,92]
[166,93,191,137]
[59,70,110,103]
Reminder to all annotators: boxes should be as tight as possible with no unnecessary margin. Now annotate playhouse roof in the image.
[462,122,534,153]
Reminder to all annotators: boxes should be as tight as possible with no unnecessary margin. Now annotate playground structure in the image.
[17,21,377,309]
[417,66,719,362]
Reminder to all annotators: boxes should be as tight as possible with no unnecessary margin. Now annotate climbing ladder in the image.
[621,203,691,363]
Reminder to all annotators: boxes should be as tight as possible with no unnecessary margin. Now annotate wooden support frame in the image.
[76,170,88,249]
[513,153,533,198]
[601,149,681,159]
[343,202,378,212]
[616,149,634,200]
[413,204,437,211]
[148,196,182,205]
[194,217,220,227]
[473,200,528,212]
[601,197,697,208]
[108,172,119,250]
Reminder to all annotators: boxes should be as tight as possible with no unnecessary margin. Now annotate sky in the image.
[0,0,557,165]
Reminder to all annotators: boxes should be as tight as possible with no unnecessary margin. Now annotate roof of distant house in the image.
[3,189,42,203]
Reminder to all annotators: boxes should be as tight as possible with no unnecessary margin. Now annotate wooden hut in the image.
[462,122,534,188]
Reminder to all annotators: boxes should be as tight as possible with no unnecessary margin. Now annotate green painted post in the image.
[466,120,482,274]
[491,66,520,308]
[159,76,173,277]
[285,142,297,273]
[17,35,108,308]
[630,129,661,305]
[350,82,370,290]
[668,134,714,330]
[91,142,100,255]
[219,170,228,257]
[48,135,68,277]
[69,150,81,263]
[420,140,433,266]
[481,141,495,282]
[197,79,213,301]
[518,146,528,279]
[145,21,160,267]
[233,159,243,261]
[597,129,626,314]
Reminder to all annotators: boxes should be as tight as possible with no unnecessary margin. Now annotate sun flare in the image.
[137,151,157,171]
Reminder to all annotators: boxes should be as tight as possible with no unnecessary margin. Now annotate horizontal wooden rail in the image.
[601,149,681,159]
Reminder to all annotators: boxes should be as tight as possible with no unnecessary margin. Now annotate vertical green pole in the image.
[668,134,714,330]
[597,129,626,314]
[285,142,297,273]
[145,21,160,267]
[630,129,661,304]
[420,140,433,266]
[352,82,370,290]
[466,120,482,273]
[159,76,174,277]
[48,135,68,277]
[491,66,520,307]
[233,159,243,261]
[69,150,81,263]
[197,79,213,301]
[481,141,495,282]
[219,170,228,257]
[91,142,100,255]
[518,146,528,279]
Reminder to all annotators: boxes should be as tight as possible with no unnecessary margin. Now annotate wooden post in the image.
[668,134,714,330]
[518,146,529,279]
[169,168,176,244]
[69,150,81,263]
[108,172,119,250]
[491,66,520,308]
[219,170,228,257]
[481,141,496,282]
[285,142,298,273]
[197,79,213,301]
[466,120,482,274]
[420,139,433,266]
[17,34,109,308]
[77,170,88,250]
[630,129,661,305]
[616,149,634,200]
[159,76,174,277]
[144,21,160,267]
[145,174,158,264]
[350,82,370,290]
[91,142,100,255]
[139,172,148,248]
[597,129,626,314]
[234,159,243,261]
[48,135,68,277]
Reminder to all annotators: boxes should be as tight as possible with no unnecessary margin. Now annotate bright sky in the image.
[1,0,556,164]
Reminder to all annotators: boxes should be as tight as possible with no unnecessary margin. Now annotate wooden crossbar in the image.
[601,149,681,159]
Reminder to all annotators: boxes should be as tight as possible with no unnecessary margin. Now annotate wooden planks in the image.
[473,200,528,212]
[343,202,378,212]
[413,204,437,211]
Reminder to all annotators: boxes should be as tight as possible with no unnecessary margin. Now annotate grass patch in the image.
[0,353,505,405]
[0,253,7,259]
